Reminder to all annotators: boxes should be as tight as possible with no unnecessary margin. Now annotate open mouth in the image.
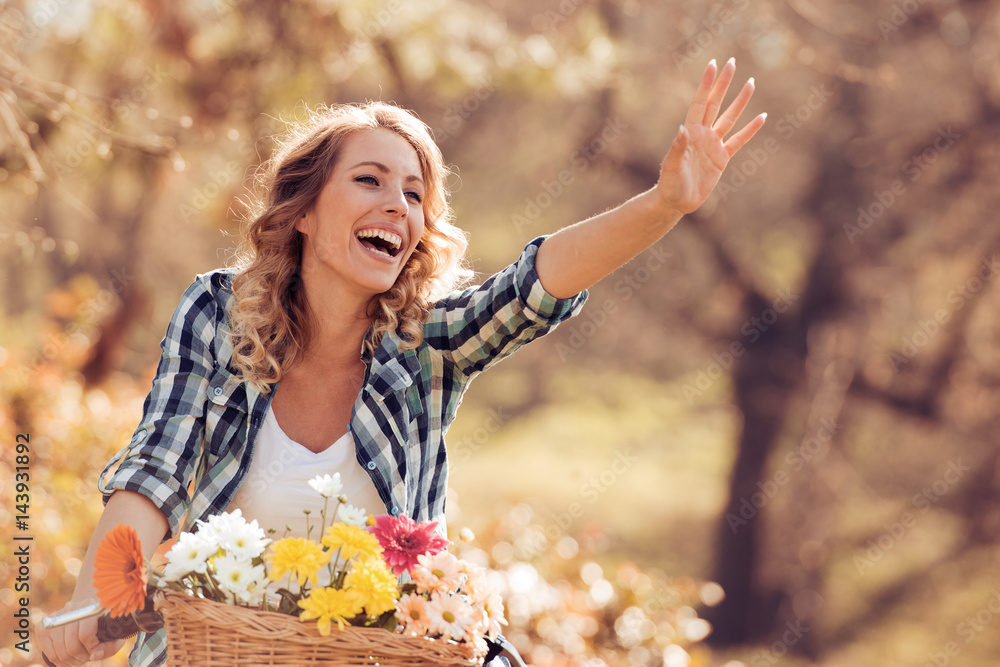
[356,229,403,259]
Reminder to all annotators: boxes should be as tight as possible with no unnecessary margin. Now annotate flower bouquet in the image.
[92,474,505,666]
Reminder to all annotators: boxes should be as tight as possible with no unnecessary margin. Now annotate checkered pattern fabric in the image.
[98,236,586,665]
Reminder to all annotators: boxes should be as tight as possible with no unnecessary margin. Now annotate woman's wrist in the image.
[632,188,685,240]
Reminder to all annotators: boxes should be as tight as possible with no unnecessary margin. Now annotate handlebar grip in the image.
[96,612,144,642]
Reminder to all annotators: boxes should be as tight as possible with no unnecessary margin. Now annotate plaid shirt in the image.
[98,236,586,666]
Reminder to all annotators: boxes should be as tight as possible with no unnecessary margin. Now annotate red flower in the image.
[367,514,449,576]
[92,524,147,618]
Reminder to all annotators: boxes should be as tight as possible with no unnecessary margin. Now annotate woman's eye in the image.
[406,191,423,203]
[356,175,379,186]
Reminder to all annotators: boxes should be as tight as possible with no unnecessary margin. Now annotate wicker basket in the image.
[153,589,482,666]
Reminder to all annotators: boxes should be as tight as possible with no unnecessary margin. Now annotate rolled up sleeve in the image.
[426,236,588,376]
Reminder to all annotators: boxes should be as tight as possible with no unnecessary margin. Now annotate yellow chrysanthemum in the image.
[265,537,330,588]
[322,522,382,562]
[298,586,365,635]
[344,554,399,616]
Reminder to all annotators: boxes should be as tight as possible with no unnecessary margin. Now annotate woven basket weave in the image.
[153,589,482,666]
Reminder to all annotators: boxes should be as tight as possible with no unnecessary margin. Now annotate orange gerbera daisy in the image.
[92,523,147,618]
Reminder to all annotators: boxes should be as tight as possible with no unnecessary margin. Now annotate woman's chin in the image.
[359,275,402,298]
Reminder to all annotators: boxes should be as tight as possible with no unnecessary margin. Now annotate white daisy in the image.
[461,565,488,597]
[411,551,465,595]
[475,585,507,640]
[308,473,343,498]
[426,591,476,642]
[195,508,246,545]
[243,576,268,607]
[212,553,267,604]
[334,503,368,527]
[395,593,431,636]
[215,517,270,560]
[162,531,218,581]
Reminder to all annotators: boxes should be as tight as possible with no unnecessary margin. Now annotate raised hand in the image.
[534,57,767,298]
[656,57,766,217]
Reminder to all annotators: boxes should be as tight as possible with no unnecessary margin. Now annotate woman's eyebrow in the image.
[350,161,423,185]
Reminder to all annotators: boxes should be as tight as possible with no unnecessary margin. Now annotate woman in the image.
[38,57,763,666]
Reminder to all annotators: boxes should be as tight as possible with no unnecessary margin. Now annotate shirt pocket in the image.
[204,365,249,457]
[404,384,425,422]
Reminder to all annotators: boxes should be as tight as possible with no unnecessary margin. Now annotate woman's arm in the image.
[37,491,168,665]
[535,58,766,298]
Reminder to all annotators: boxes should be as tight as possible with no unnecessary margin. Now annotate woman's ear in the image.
[294,211,310,235]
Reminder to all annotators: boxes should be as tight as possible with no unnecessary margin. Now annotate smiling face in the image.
[296,128,426,302]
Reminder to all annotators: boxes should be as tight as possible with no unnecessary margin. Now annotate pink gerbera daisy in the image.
[367,514,449,576]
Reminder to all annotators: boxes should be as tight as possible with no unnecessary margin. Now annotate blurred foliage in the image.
[451,504,721,667]
[4,0,1000,666]
[0,291,147,666]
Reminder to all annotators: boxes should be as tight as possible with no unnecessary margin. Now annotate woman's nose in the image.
[382,187,408,216]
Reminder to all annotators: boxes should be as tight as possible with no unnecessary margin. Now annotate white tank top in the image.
[226,405,386,541]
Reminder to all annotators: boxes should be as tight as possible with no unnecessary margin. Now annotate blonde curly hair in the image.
[229,102,471,393]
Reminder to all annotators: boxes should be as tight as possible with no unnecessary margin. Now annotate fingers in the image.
[702,57,736,127]
[685,58,758,139]
[724,112,768,157]
[43,624,88,665]
[713,77,756,138]
[683,59,719,127]
[88,637,126,664]
[37,624,59,665]
[660,125,690,176]
[38,622,84,666]
[78,614,105,659]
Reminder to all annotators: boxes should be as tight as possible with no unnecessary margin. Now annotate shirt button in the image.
[391,506,400,515]
[213,387,223,396]
[366,461,377,470]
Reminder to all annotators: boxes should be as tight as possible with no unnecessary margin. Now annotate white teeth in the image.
[356,229,402,251]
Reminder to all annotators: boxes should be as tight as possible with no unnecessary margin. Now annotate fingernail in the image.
[748,77,755,86]
[761,113,768,120]
[708,59,716,68]
[90,649,105,661]
[727,57,736,66]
